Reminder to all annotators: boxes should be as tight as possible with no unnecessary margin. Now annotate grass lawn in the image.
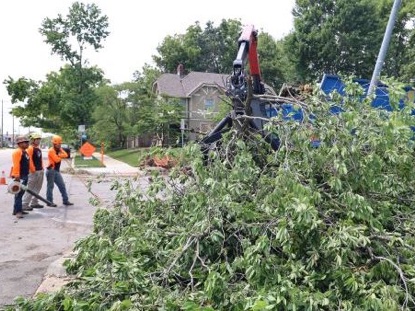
[73,147,185,168]
[105,148,149,167]
[105,147,184,167]
[74,154,105,168]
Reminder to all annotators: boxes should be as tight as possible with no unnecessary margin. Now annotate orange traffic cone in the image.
[0,170,7,185]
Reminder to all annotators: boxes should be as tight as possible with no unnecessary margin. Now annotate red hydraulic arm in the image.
[231,24,265,95]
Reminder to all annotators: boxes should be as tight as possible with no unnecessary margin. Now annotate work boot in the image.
[47,202,57,207]
[13,211,28,215]
[15,212,24,219]
[31,204,44,209]
[63,201,74,206]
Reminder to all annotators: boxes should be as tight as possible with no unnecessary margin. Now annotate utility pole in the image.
[12,113,15,148]
[368,0,402,96]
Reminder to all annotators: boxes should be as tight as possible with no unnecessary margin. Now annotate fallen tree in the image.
[8,80,415,310]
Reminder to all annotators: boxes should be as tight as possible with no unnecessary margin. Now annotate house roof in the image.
[154,71,230,98]
[153,71,276,98]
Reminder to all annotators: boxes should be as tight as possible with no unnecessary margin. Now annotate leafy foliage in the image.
[5,2,415,145]
[153,19,241,74]
[398,0,415,82]
[39,1,109,66]
[91,83,132,149]
[285,0,384,81]
[91,66,183,149]
[377,0,415,79]
[152,19,284,91]
[8,79,415,310]
[283,0,415,83]
[4,65,103,134]
[3,2,109,138]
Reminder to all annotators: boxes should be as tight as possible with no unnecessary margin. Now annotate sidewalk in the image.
[73,152,141,176]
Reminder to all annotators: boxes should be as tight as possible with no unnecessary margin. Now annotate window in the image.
[204,99,214,110]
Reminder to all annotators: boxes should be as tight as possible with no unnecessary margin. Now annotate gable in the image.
[181,72,228,96]
[154,71,276,98]
[154,73,186,97]
[154,72,229,98]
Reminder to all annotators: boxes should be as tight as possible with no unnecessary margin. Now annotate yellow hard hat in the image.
[29,133,42,140]
[51,135,62,144]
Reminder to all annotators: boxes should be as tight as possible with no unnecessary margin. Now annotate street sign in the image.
[79,142,96,158]
[180,119,186,130]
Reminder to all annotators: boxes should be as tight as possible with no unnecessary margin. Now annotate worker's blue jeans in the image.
[13,176,28,214]
[46,169,69,204]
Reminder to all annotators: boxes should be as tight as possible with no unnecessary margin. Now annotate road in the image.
[0,147,137,308]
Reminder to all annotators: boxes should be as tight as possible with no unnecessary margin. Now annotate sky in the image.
[0,0,295,135]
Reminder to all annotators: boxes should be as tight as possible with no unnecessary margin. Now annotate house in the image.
[153,64,230,142]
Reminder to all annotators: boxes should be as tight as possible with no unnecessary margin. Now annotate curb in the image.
[35,253,76,295]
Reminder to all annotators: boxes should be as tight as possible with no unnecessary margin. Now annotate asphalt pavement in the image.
[0,149,146,309]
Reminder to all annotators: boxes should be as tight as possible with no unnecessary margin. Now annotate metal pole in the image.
[101,142,104,165]
[12,113,15,148]
[368,0,402,96]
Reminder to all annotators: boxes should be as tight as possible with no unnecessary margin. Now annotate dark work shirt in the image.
[20,151,30,177]
[32,147,43,171]
[54,150,61,172]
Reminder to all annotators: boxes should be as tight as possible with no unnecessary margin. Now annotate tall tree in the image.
[384,0,415,82]
[131,66,183,147]
[39,1,110,128]
[257,32,286,91]
[401,23,415,82]
[153,19,242,74]
[153,19,284,91]
[39,2,109,67]
[91,65,183,148]
[4,65,103,133]
[4,2,110,137]
[91,84,130,148]
[285,0,384,82]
